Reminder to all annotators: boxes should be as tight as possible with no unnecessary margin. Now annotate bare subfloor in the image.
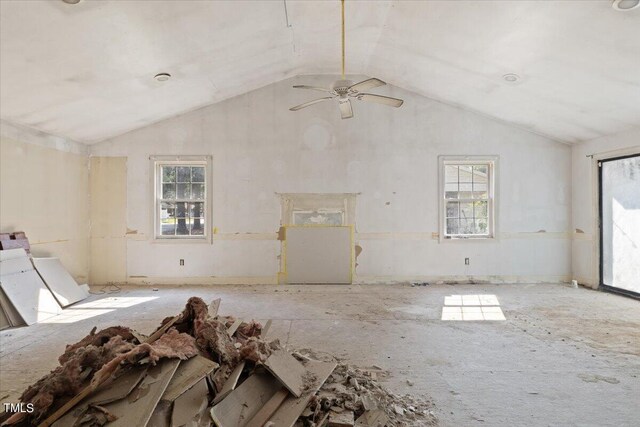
[1,283,639,426]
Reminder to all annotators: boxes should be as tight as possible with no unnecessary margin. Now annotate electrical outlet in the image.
[465,258,470,265]
[180,259,184,266]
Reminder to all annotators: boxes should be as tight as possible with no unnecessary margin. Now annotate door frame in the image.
[598,153,640,299]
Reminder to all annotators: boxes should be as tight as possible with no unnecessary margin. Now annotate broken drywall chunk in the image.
[268,360,337,426]
[0,287,25,327]
[354,410,389,427]
[361,394,377,411]
[32,257,89,307]
[52,365,148,427]
[162,355,219,403]
[262,349,308,398]
[244,387,289,427]
[210,371,281,427]
[101,359,180,427]
[226,317,244,337]
[208,298,221,317]
[0,249,62,325]
[328,410,355,427]
[171,377,209,427]
[21,335,138,422]
[212,360,245,403]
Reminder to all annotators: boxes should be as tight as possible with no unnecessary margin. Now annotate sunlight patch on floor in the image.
[41,296,159,324]
[442,294,505,321]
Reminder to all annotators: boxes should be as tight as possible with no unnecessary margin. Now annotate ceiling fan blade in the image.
[357,93,404,108]
[338,99,353,119]
[289,97,334,111]
[349,78,386,92]
[293,85,333,93]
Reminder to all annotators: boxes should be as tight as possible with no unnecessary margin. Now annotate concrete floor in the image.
[1,283,639,426]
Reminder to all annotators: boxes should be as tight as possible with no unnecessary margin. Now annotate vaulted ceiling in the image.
[1,0,639,144]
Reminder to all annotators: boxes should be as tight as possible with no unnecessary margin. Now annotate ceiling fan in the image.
[289,0,404,119]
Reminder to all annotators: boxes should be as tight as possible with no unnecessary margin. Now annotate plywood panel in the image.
[285,226,352,284]
[89,157,127,285]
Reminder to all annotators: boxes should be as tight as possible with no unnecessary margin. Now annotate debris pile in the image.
[1,248,90,330]
[294,351,437,427]
[0,297,437,427]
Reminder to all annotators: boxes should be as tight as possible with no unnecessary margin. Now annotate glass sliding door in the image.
[600,154,640,297]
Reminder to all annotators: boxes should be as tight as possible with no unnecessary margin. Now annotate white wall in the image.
[90,156,127,285]
[0,121,90,282]
[571,127,640,288]
[89,75,572,285]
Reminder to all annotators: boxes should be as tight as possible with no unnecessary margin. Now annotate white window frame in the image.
[151,155,212,242]
[438,155,498,241]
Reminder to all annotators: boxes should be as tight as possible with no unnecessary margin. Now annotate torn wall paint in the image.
[87,76,572,283]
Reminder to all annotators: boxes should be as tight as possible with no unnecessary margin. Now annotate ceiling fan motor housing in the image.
[331,79,354,95]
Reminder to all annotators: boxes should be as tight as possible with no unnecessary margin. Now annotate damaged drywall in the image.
[88,76,572,284]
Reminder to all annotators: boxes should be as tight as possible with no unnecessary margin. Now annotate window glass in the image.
[443,161,493,238]
[158,164,207,238]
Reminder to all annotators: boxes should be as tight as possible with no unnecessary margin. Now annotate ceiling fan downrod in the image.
[289,0,404,119]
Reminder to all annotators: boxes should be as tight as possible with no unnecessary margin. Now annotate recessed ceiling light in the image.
[154,73,172,82]
[61,0,83,4]
[503,73,520,83]
[612,0,640,10]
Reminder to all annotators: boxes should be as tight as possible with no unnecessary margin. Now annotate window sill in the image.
[153,237,211,244]
[440,235,496,243]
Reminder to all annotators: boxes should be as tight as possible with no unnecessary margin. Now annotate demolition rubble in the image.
[0,297,437,427]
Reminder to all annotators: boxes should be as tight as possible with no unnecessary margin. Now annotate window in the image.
[292,210,344,226]
[440,157,496,239]
[153,157,211,240]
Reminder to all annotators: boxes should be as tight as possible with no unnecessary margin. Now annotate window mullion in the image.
[442,159,494,239]
[155,161,208,239]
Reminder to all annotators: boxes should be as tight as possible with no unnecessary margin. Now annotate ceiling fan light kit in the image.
[289,0,404,119]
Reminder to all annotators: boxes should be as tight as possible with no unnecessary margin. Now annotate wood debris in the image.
[1,297,438,427]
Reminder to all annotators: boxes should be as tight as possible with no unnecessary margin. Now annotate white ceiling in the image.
[1,0,639,144]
